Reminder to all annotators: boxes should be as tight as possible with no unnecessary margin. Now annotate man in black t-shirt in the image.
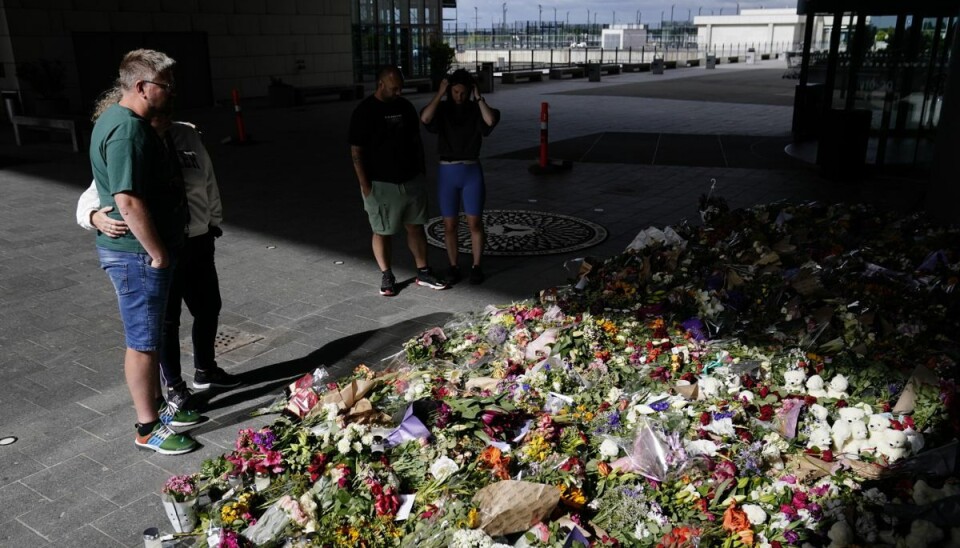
[349,66,448,296]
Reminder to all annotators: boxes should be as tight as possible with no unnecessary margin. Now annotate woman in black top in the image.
[420,69,500,284]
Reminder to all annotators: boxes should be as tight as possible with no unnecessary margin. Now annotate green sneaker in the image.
[135,422,198,455]
[158,400,202,427]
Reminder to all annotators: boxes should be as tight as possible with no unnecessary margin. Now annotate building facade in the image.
[0,0,444,114]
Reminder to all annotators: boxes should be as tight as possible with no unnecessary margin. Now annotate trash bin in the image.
[706,54,717,69]
[746,48,756,65]
[651,58,664,75]
[587,62,601,82]
[478,62,495,94]
[817,109,872,181]
[792,83,824,141]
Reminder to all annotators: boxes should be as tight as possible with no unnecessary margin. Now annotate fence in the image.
[454,41,821,72]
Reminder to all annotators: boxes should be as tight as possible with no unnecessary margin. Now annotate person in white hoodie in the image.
[78,101,239,412]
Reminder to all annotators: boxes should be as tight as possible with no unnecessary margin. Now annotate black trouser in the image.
[160,232,222,387]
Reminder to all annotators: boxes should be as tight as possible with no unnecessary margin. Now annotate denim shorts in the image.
[98,247,174,352]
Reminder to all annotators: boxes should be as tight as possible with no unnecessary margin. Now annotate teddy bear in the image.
[805,375,828,398]
[807,424,833,452]
[698,376,722,400]
[904,426,925,455]
[826,374,850,399]
[808,403,830,425]
[783,370,806,394]
[877,429,909,462]
[826,520,854,548]
[831,407,866,452]
[842,420,869,459]
[903,519,945,548]
[865,413,890,453]
[913,479,960,506]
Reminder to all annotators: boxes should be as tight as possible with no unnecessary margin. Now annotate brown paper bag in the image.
[472,481,560,536]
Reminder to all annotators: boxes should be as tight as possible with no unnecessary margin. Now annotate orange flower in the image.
[722,503,751,533]
[737,529,755,546]
[559,485,586,509]
[479,446,502,466]
[597,462,612,477]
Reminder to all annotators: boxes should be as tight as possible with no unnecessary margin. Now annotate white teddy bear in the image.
[877,429,909,462]
[808,403,830,425]
[913,479,960,506]
[783,370,806,393]
[842,420,869,459]
[807,424,833,451]
[831,407,866,452]
[827,520,854,548]
[905,427,925,455]
[725,374,742,395]
[865,414,890,454]
[805,375,828,398]
[904,519,945,548]
[698,376,722,400]
[826,374,850,399]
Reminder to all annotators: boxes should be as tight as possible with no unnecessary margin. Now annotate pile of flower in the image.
[177,201,960,547]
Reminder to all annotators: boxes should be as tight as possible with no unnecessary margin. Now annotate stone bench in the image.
[500,70,544,84]
[548,66,585,79]
[3,92,81,152]
[686,59,700,67]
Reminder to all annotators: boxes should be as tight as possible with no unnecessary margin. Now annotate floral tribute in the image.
[172,201,960,547]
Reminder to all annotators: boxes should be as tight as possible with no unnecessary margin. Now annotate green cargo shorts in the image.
[362,177,428,235]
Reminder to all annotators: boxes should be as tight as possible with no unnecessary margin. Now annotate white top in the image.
[76,121,222,237]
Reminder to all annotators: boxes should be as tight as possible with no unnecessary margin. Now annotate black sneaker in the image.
[444,265,461,285]
[380,271,397,296]
[192,367,241,390]
[166,381,193,411]
[469,265,485,285]
[416,268,449,290]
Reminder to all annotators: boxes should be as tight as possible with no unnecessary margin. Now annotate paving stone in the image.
[13,425,110,467]
[0,481,50,524]
[0,449,48,487]
[20,455,105,500]
[0,518,49,546]
[85,460,171,507]
[16,490,118,540]
[51,524,125,547]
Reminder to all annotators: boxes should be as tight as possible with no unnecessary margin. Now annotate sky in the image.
[447,1,798,29]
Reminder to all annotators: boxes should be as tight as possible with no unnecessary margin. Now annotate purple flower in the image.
[650,401,670,412]
[608,412,621,428]
[784,530,800,543]
[253,429,277,450]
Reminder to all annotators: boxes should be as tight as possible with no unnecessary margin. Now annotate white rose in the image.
[742,503,767,525]
[351,441,362,452]
[336,438,351,454]
[429,456,460,483]
[599,438,620,459]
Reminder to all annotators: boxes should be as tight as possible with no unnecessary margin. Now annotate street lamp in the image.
[538,4,542,48]
[670,4,675,22]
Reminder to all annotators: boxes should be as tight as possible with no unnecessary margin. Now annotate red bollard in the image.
[539,102,549,169]
[231,89,247,143]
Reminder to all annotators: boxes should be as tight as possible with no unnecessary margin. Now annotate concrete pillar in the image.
[926,19,960,222]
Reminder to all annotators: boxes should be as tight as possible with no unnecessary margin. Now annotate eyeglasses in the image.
[143,80,175,92]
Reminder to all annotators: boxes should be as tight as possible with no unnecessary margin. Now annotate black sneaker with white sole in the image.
[380,271,397,296]
[415,268,449,290]
[192,367,241,390]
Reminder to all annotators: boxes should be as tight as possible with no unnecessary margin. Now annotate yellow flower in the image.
[220,502,239,523]
[467,507,480,528]
[500,315,516,327]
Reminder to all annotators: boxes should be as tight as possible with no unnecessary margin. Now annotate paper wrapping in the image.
[786,453,840,483]
[472,480,560,536]
[322,378,376,410]
[893,364,940,414]
[466,377,500,392]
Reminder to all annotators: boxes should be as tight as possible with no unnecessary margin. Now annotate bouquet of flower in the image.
[162,474,198,502]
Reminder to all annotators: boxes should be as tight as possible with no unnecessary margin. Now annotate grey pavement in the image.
[0,59,919,546]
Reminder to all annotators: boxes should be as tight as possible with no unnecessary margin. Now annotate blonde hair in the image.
[91,82,121,121]
[117,49,176,92]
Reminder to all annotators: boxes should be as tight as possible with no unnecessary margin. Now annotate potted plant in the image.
[160,474,200,533]
[268,76,296,107]
[15,59,68,116]
[427,39,456,91]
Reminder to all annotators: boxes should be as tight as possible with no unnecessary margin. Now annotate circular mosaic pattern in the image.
[425,209,607,256]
